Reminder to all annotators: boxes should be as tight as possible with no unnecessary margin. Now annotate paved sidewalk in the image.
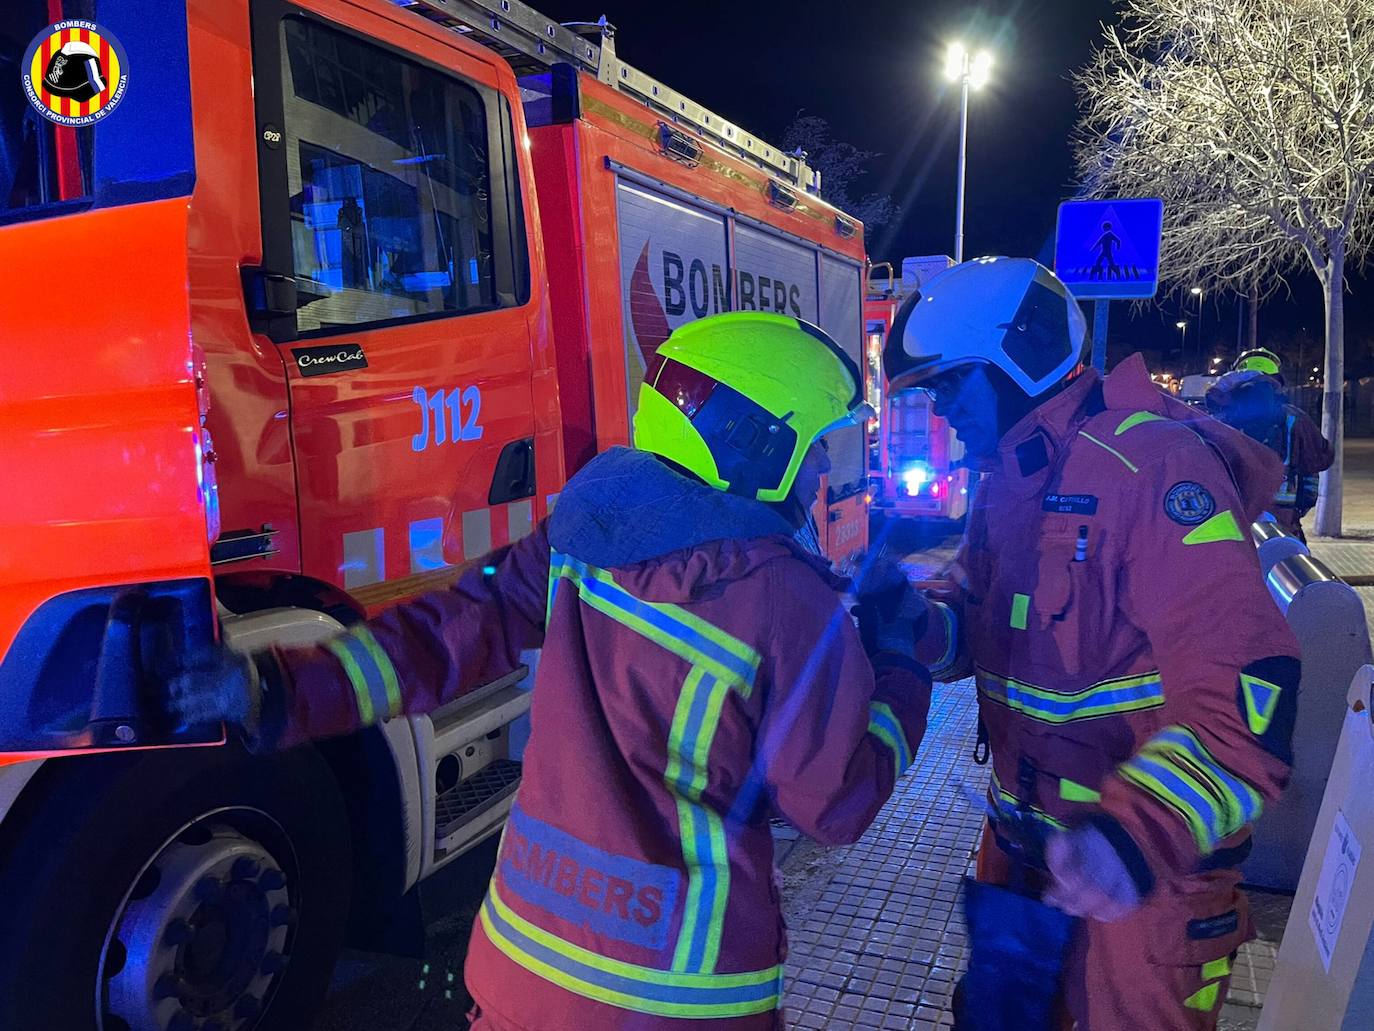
[777,682,1289,1030]
[781,683,983,1030]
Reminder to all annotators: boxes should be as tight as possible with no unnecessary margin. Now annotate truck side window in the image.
[280,17,496,333]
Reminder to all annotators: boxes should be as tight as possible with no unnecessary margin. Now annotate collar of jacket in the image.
[980,354,1284,521]
[547,446,799,569]
[980,366,1105,491]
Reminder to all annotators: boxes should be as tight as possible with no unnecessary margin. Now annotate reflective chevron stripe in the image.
[549,553,761,691]
[325,625,402,725]
[977,668,1165,723]
[868,701,913,772]
[479,884,782,1018]
[1121,725,1263,853]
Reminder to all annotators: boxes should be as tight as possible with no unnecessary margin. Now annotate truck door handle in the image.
[489,438,536,505]
[242,268,334,341]
[87,588,149,747]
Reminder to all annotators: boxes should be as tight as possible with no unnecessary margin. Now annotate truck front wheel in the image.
[0,745,351,1031]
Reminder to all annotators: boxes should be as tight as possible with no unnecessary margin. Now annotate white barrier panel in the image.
[1258,666,1374,1031]
[1246,533,1373,890]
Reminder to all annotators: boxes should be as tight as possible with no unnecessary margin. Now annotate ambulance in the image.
[0,2,869,1026]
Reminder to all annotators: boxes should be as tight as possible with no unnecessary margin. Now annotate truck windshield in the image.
[1,0,193,223]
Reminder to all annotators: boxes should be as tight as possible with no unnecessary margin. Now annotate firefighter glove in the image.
[1044,824,1143,923]
[852,557,928,659]
[164,643,263,734]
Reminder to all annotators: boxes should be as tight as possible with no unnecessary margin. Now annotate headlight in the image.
[901,463,932,495]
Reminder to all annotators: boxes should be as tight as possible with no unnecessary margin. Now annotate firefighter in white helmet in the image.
[890,257,1301,1030]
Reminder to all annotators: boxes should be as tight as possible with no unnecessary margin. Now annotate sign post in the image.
[1053,198,1164,372]
[1091,302,1110,376]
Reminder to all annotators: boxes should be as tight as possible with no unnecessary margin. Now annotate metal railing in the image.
[392,0,820,190]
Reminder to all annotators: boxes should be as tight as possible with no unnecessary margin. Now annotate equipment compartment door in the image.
[614,179,730,440]
[818,253,866,500]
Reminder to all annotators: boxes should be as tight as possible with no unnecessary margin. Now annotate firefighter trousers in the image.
[975,823,1251,1031]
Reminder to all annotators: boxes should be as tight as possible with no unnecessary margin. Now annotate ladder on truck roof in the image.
[391,0,820,191]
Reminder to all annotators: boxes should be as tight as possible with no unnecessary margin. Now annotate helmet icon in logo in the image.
[44,40,107,104]
[21,20,129,127]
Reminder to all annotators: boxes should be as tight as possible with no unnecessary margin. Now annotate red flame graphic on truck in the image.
[628,242,670,369]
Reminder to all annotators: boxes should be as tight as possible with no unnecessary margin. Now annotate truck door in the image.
[248,2,538,607]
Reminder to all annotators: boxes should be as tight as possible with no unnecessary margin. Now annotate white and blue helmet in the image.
[886,257,1088,397]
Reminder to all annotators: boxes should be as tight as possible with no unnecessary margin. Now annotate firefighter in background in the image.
[164,312,932,1030]
[888,259,1301,1030]
[1205,348,1334,542]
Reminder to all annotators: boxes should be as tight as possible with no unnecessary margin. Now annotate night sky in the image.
[534,0,1370,378]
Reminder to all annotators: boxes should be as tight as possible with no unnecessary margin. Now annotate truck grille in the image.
[434,758,522,840]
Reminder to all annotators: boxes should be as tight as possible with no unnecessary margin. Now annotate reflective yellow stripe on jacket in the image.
[977,667,1165,724]
[479,884,783,1019]
[548,552,760,976]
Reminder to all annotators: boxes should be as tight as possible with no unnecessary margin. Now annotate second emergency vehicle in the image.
[865,256,970,523]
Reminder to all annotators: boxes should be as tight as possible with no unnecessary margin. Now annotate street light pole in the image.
[1191,287,1205,371]
[955,74,970,264]
[945,44,992,265]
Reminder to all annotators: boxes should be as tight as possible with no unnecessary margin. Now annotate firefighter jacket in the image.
[915,354,1301,895]
[261,447,931,1028]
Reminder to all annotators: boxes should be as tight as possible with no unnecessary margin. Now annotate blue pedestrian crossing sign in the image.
[1054,198,1164,300]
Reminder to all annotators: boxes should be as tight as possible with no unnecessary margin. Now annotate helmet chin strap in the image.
[773,491,825,558]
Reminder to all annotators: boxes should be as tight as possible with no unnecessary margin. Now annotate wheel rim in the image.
[98,809,296,1031]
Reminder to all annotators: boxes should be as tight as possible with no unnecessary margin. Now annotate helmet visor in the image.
[815,400,878,439]
[1238,356,1280,375]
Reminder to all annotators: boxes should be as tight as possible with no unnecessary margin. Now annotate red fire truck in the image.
[0,2,869,1026]
[864,256,970,524]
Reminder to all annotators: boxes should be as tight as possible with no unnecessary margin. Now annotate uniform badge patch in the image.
[1164,481,1215,525]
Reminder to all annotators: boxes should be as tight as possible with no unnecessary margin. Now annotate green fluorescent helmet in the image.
[632,311,871,503]
[1234,348,1282,377]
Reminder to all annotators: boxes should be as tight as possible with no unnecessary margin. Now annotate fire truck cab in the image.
[864,256,970,525]
[0,2,869,1027]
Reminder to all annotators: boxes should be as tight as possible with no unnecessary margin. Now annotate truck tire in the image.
[0,744,351,1031]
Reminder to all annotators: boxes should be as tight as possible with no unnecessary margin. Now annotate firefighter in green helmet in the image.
[163,311,933,1030]
[1207,349,1334,541]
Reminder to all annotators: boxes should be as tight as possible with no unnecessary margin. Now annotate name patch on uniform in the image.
[1043,493,1099,515]
[1187,910,1240,941]
[1164,481,1216,525]
[500,805,682,950]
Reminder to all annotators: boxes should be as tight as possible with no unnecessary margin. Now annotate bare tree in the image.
[1074,0,1374,534]
[783,114,899,230]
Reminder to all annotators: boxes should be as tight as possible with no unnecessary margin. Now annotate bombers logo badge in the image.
[1164,480,1216,526]
[22,20,129,127]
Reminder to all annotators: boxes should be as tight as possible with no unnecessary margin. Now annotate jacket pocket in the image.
[1144,874,1251,968]
[1027,525,1104,677]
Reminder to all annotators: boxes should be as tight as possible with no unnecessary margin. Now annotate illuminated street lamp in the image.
[1176,319,1188,361]
[944,43,993,263]
[1189,287,1205,367]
